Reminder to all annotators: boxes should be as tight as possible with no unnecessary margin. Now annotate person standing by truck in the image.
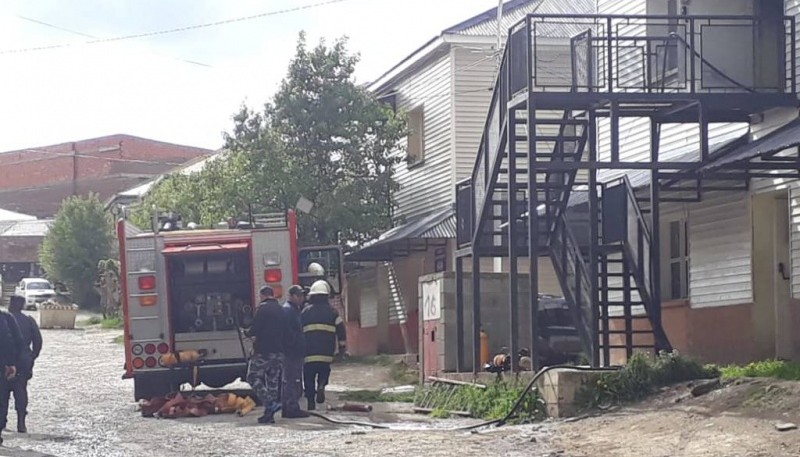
[0,303,22,445]
[244,285,286,424]
[280,285,309,418]
[301,280,348,411]
[2,296,42,434]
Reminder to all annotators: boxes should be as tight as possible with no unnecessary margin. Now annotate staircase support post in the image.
[649,120,666,353]
[527,98,540,372]
[588,110,601,367]
[456,255,465,373]
[472,251,482,376]
[508,106,520,373]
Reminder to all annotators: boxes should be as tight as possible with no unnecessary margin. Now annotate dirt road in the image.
[0,320,547,457]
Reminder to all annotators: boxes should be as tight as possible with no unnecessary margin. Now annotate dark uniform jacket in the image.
[11,311,42,379]
[0,311,23,369]
[301,302,346,364]
[282,302,305,358]
[245,299,286,356]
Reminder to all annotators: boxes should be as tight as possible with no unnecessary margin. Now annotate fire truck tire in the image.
[134,374,172,401]
[200,374,236,389]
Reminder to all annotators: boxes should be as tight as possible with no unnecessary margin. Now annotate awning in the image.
[347,206,455,262]
[162,242,249,255]
[701,118,800,171]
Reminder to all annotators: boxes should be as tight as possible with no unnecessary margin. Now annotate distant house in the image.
[0,134,213,218]
[0,210,52,304]
[344,0,594,356]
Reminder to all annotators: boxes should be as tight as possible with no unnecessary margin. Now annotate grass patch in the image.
[77,316,123,329]
[112,335,125,345]
[576,352,719,410]
[720,360,800,381]
[388,362,418,385]
[339,389,416,403]
[416,381,545,422]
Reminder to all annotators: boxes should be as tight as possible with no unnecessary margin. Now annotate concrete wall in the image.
[422,271,545,373]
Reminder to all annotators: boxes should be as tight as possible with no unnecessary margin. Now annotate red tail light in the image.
[138,275,156,290]
[264,268,282,283]
[157,343,169,354]
[132,358,145,369]
[144,343,156,355]
[145,357,157,368]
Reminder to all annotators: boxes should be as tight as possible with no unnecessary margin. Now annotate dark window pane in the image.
[670,262,682,299]
[670,220,681,259]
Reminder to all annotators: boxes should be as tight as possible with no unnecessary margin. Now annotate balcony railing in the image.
[461,13,797,248]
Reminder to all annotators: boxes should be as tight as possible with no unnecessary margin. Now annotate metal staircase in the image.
[454,12,797,370]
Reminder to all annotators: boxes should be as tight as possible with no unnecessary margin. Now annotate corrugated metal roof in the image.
[701,118,800,170]
[0,219,52,237]
[347,206,454,261]
[0,208,36,222]
[446,0,596,38]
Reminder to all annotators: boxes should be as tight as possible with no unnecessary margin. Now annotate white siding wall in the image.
[391,51,454,221]
[688,192,753,307]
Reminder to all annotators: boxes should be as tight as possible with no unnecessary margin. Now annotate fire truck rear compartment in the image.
[166,250,254,358]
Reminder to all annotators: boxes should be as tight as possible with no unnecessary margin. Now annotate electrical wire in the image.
[15,15,213,68]
[0,0,352,55]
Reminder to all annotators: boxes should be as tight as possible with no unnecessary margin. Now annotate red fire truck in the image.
[116,211,343,400]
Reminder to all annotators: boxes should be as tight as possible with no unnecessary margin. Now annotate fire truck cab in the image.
[117,211,343,400]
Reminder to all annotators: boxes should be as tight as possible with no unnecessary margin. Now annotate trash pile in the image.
[140,392,256,419]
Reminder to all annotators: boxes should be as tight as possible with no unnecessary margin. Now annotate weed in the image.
[415,380,545,422]
[575,352,718,410]
[339,389,416,403]
[100,317,123,329]
[112,335,125,345]
[720,360,800,381]
[78,316,103,326]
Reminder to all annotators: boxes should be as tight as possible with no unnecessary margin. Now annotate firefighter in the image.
[0,303,22,446]
[2,296,42,434]
[280,285,309,418]
[244,285,287,424]
[301,280,348,411]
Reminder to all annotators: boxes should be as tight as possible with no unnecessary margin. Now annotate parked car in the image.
[15,278,56,310]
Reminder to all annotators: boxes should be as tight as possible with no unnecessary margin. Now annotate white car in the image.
[15,278,56,310]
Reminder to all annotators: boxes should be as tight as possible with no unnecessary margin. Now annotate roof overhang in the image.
[347,207,455,262]
[699,117,800,172]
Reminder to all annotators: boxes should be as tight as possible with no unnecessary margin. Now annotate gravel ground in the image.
[0,316,550,457]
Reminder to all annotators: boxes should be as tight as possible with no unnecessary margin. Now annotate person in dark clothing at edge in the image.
[301,280,348,411]
[280,285,310,418]
[2,296,42,435]
[244,285,287,424]
[0,303,23,446]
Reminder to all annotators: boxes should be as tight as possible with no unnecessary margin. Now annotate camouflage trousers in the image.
[246,353,284,409]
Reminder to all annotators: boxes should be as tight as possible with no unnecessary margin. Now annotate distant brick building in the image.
[0,134,213,217]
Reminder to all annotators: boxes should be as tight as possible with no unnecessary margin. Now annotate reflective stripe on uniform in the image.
[304,355,334,363]
[304,323,336,333]
[335,316,343,325]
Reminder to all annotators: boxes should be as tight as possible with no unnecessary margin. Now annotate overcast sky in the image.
[0,0,501,152]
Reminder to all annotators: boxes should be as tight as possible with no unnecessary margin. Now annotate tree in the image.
[135,33,407,247]
[39,194,114,309]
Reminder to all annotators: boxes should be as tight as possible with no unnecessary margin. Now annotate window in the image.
[406,106,425,166]
[663,218,689,300]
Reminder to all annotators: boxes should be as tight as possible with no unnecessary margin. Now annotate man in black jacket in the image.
[244,285,286,424]
[0,304,22,446]
[301,280,347,411]
[280,285,309,418]
[2,296,43,433]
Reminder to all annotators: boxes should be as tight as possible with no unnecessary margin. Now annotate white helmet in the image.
[308,280,330,297]
[307,262,325,276]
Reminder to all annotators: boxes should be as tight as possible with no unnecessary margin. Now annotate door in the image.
[421,279,441,377]
[774,195,792,359]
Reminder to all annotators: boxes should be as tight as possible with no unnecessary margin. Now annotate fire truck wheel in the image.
[134,374,172,401]
[201,374,236,389]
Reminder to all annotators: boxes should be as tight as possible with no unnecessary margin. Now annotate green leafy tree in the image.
[39,194,114,309]
[135,33,407,247]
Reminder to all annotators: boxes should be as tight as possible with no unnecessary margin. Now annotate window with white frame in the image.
[662,217,689,300]
[406,106,425,166]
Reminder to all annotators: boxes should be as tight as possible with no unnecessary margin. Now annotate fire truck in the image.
[116,210,343,400]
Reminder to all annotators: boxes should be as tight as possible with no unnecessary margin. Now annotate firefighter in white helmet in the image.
[300,280,347,411]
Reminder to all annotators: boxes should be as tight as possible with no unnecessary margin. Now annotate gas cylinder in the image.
[480,329,490,366]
